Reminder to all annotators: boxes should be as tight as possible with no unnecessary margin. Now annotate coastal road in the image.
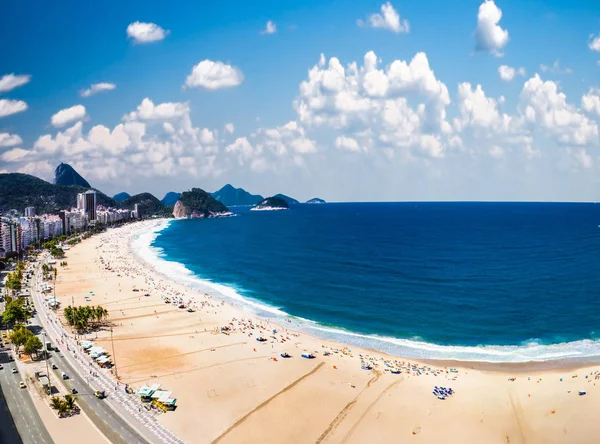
[0,346,53,444]
[30,255,156,444]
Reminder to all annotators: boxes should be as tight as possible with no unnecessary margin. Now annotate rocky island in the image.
[306,198,326,204]
[173,188,232,219]
[251,196,289,211]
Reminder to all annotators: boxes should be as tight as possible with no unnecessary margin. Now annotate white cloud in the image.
[0,148,30,163]
[184,60,244,90]
[335,135,361,152]
[357,2,409,33]
[520,74,598,146]
[0,99,28,118]
[125,98,189,121]
[0,132,23,147]
[224,123,235,134]
[474,0,509,56]
[582,88,600,116]
[294,51,451,157]
[51,105,86,128]
[0,73,31,93]
[589,34,600,52]
[498,65,525,81]
[80,82,116,97]
[261,20,277,35]
[126,21,168,43]
[540,60,573,75]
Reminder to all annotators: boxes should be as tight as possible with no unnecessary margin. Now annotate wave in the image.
[130,220,600,364]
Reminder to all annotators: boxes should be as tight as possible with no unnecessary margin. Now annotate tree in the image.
[50,397,63,411]
[3,299,27,326]
[63,394,76,410]
[50,247,64,258]
[24,335,43,359]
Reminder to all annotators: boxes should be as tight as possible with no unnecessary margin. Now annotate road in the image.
[30,255,167,444]
[0,342,53,444]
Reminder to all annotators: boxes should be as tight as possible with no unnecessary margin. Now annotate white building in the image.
[24,206,35,217]
[77,193,85,211]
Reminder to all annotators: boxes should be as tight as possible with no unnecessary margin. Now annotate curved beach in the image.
[55,220,600,443]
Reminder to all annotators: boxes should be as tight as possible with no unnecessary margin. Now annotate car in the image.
[61,372,68,380]
[11,368,17,374]
[51,363,58,370]
[19,381,26,389]
[70,387,78,394]
[0,364,3,370]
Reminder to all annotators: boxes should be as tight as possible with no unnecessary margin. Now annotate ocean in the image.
[136,202,600,363]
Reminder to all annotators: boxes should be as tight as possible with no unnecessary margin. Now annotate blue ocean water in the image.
[144,202,600,362]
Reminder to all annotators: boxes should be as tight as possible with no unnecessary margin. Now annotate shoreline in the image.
[136,218,600,369]
[55,220,600,443]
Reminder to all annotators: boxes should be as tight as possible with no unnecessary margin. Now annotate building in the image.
[24,206,35,217]
[0,218,22,257]
[77,193,85,211]
[133,203,141,219]
[84,190,97,222]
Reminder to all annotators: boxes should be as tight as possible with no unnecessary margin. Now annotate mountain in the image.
[121,193,170,217]
[252,196,289,211]
[54,163,91,188]
[161,192,181,206]
[173,188,231,219]
[211,184,263,207]
[307,198,326,204]
[273,194,299,205]
[0,173,116,214]
[113,192,131,203]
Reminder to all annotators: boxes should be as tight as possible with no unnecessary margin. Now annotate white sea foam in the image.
[130,220,600,364]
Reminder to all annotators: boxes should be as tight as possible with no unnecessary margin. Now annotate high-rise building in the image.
[24,206,35,217]
[85,190,97,222]
[77,193,85,211]
[134,203,142,219]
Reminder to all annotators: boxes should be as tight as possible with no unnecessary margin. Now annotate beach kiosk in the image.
[151,390,177,412]
[136,384,162,403]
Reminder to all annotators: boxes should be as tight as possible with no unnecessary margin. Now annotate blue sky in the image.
[1,0,600,201]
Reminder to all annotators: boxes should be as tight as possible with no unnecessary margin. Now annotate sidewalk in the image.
[32,259,184,444]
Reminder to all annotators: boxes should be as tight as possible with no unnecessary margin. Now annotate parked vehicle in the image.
[19,381,26,389]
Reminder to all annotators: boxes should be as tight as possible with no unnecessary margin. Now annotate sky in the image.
[1,0,600,202]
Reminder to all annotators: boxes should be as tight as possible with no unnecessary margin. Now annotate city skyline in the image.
[1,0,600,202]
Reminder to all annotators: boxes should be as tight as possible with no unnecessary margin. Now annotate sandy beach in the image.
[53,220,600,444]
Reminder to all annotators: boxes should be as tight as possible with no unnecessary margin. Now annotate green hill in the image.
[121,193,171,217]
[173,188,230,218]
[0,173,115,214]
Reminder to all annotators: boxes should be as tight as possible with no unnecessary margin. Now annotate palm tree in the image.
[50,397,62,411]
[57,401,69,417]
[63,394,76,410]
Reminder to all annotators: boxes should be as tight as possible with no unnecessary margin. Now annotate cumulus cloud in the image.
[357,2,409,33]
[184,60,244,90]
[0,73,31,93]
[80,82,116,97]
[335,135,361,152]
[127,22,169,43]
[0,132,23,147]
[520,74,598,146]
[0,148,30,163]
[125,98,190,121]
[498,65,525,81]
[51,105,86,128]
[0,99,28,118]
[261,20,277,35]
[294,51,451,158]
[589,34,600,52]
[582,88,600,116]
[474,0,509,56]
[224,123,235,134]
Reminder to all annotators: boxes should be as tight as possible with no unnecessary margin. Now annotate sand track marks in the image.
[212,362,325,444]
